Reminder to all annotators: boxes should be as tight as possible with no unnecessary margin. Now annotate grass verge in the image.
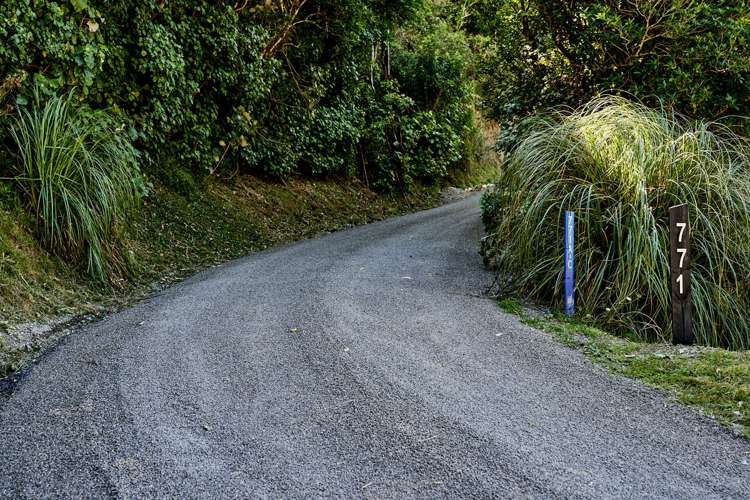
[0,175,441,377]
[498,299,750,439]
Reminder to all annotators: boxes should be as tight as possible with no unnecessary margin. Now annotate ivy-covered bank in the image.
[0,1,478,187]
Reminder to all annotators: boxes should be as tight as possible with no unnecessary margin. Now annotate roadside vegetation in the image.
[458,0,750,148]
[10,89,144,283]
[0,1,482,191]
[470,2,750,349]
[482,97,750,349]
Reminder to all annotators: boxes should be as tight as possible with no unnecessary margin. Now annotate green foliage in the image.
[497,297,523,315]
[298,100,364,177]
[392,20,474,183]
[400,111,461,182]
[481,96,750,349]
[461,0,750,146]
[10,88,142,283]
[0,0,479,189]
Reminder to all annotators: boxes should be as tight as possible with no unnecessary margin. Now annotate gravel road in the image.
[1,194,748,498]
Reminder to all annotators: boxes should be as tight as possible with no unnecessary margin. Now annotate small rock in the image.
[572,334,588,346]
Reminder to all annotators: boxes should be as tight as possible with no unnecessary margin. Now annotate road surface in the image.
[1,194,749,498]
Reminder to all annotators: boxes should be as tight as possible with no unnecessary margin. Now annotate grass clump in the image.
[497,297,524,315]
[482,96,750,349]
[10,89,142,284]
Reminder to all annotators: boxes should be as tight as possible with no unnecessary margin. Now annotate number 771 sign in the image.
[669,204,693,345]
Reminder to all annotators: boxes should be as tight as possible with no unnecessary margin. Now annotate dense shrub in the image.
[10,89,142,283]
[481,97,750,349]
[0,1,478,189]
[459,1,750,146]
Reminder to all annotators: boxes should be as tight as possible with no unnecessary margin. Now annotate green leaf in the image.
[70,0,89,13]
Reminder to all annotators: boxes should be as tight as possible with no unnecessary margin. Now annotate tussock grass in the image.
[10,89,142,283]
[482,96,750,349]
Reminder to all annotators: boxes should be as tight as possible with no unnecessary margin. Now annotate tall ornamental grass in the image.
[482,96,750,349]
[10,89,142,283]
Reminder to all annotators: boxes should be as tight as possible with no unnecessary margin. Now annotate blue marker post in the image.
[563,211,575,317]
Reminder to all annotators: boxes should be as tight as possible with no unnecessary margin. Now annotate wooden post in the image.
[669,204,693,345]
